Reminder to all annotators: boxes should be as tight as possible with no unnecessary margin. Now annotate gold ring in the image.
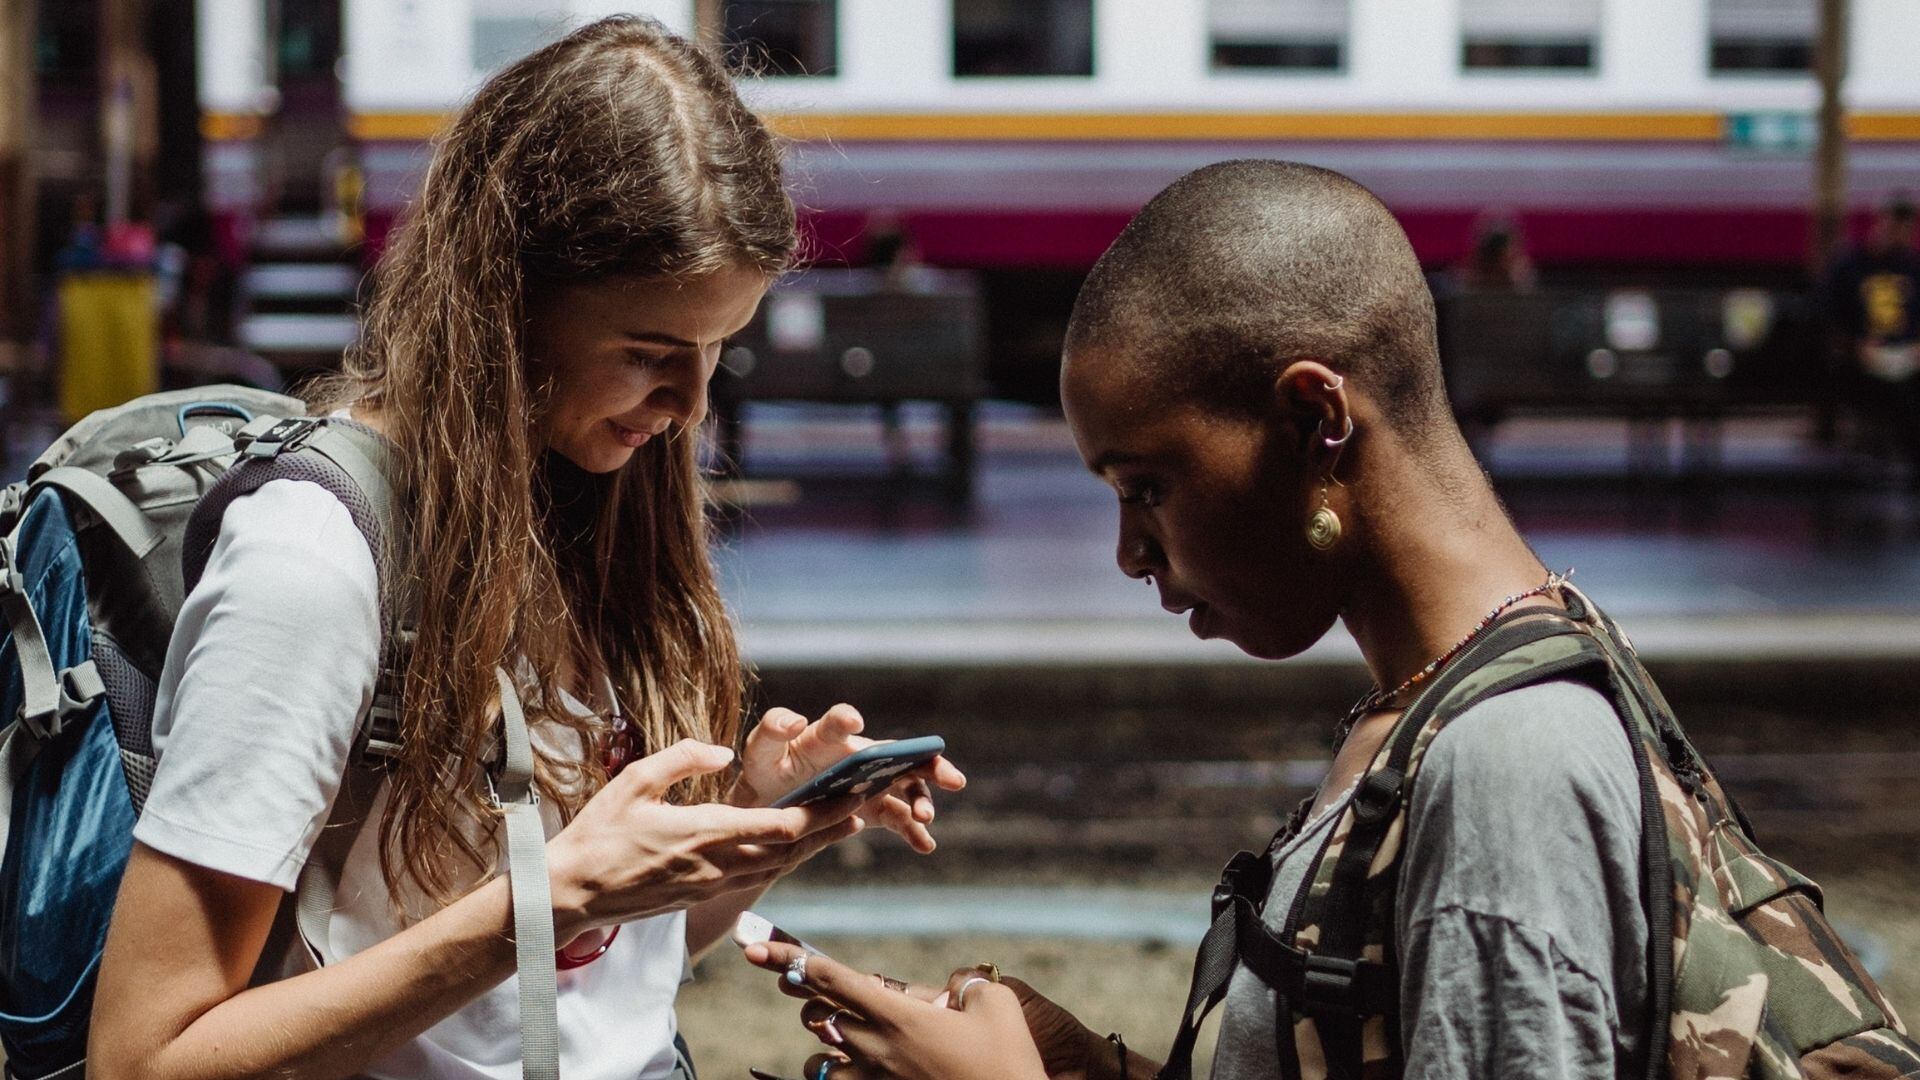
[971,962,1001,983]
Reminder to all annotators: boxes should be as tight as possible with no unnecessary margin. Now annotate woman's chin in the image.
[1217,617,1326,661]
[552,440,636,475]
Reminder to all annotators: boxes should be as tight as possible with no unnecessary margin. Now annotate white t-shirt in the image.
[135,478,690,1080]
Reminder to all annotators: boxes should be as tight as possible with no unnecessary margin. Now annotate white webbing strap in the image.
[0,535,60,741]
[29,466,164,560]
[0,719,23,856]
[288,669,558,1078]
[494,666,559,1080]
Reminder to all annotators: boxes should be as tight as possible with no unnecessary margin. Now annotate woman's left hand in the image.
[744,942,1050,1080]
[729,704,967,854]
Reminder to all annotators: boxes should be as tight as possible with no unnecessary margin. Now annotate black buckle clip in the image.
[1213,850,1266,918]
[244,417,326,459]
[1350,767,1404,828]
[1299,954,1361,1012]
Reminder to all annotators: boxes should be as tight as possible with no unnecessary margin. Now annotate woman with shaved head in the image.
[744,159,1917,1080]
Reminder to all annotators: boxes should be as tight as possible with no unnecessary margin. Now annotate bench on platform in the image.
[711,268,988,500]
[1439,287,1818,475]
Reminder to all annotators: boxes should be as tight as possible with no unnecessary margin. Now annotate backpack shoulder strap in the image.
[187,418,561,1080]
[1279,607,1613,1080]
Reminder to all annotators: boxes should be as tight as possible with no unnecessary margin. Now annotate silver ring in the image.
[785,954,809,987]
[1321,416,1355,449]
[954,975,992,1010]
[819,1009,849,1045]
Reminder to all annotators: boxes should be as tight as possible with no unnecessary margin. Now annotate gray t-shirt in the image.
[1210,680,1650,1079]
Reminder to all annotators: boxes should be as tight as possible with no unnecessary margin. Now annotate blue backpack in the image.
[0,388,401,1080]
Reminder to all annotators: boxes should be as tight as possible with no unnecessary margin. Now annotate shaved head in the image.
[1065,160,1450,440]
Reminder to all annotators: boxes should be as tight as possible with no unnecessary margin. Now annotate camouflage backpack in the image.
[1159,584,1918,1080]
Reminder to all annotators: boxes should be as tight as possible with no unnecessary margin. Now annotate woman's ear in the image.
[1273,360,1348,458]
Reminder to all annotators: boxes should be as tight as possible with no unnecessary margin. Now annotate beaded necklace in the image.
[1331,570,1571,753]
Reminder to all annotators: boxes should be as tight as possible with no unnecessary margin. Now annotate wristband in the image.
[1107,1032,1128,1080]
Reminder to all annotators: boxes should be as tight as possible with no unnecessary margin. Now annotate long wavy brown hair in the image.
[313,15,796,907]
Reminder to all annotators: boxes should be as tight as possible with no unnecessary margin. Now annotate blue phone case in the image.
[768,736,947,808]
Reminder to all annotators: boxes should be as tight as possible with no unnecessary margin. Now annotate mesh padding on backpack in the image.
[182,432,391,599]
[93,631,158,811]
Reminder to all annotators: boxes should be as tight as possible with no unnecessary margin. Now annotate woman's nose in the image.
[1116,526,1160,581]
[653,374,708,429]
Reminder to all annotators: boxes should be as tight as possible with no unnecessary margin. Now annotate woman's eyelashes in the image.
[625,348,676,371]
[1116,479,1163,507]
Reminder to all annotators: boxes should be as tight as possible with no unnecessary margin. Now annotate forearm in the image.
[112,877,518,1080]
[685,877,777,960]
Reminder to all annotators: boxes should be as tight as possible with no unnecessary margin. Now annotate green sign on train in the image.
[1724,111,1817,153]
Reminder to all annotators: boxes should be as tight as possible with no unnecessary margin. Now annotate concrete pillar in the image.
[99,0,161,226]
[1813,0,1849,266]
[0,0,36,361]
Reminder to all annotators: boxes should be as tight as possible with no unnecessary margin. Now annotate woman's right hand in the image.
[546,739,864,939]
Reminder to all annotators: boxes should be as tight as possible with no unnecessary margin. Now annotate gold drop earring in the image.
[1307,483,1342,551]
[1306,414,1354,552]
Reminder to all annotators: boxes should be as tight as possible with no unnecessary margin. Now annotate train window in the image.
[953,0,1094,77]
[723,0,838,77]
[1710,0,1814,74]
[276,0,341,79]
[1460,0,1598,71]
[472,2,567,73]
[1210,0,1347,71]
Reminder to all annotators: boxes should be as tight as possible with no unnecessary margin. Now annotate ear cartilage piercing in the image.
[1321,416,1355,450]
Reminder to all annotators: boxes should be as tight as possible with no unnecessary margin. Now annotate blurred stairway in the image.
[235,215,362,381]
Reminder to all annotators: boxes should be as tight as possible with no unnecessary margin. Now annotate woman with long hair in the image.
[88,17,960,1080]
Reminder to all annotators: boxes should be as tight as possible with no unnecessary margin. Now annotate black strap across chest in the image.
[1155,602,1645,1080]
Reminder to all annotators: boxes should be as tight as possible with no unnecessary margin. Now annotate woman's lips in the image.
[1188,604,1210,636]
[609,420,654,448]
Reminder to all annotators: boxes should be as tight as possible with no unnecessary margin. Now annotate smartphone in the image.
[731,911,825,956]
[768,736,946,809]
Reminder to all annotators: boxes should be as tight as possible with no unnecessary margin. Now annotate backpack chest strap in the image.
[1232,897,1397,1016]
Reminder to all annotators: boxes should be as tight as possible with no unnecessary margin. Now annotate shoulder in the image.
[204,478,378,596]
[1417,679,1637,810]
[1394,680,1653,1065]
[1398,678,1646,929]
[170,476,382,681]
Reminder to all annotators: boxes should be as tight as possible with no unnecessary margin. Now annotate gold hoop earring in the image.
[1306,482,1342,551]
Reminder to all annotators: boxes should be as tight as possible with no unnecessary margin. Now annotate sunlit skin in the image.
[528,266,773,473]
[1062,351,1345,663]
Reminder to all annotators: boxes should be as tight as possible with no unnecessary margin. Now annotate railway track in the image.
[807,750,1920,882]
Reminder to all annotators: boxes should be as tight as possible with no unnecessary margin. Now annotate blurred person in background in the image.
[1453,214,1537,292]
[1826,192,1920,483]
[87,17,959,1080]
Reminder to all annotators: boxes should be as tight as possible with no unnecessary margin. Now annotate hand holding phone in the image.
[769,736,947,809]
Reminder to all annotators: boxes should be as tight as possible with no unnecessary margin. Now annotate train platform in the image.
[718,402,1920,670]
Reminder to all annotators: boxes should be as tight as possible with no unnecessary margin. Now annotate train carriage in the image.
[196,0,1920,273]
